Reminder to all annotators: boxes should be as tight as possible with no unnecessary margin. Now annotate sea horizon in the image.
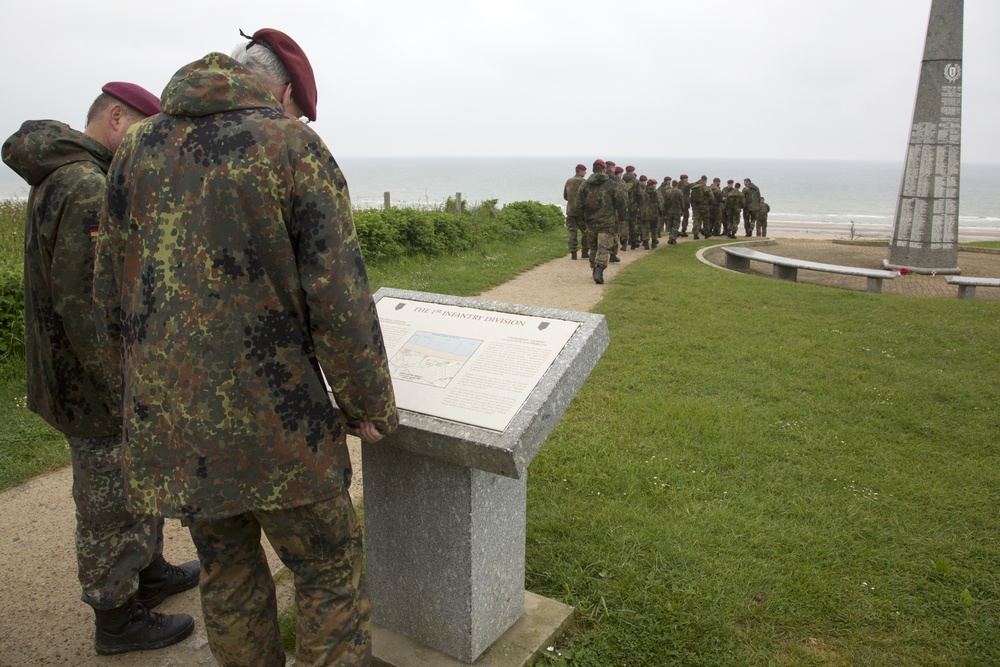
[3,156,998,231]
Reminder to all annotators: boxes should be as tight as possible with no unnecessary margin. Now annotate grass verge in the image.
[526,240,999,666]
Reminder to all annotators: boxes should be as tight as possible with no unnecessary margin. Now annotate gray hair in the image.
[230,42,290,90]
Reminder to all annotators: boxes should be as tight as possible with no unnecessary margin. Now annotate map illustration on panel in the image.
[389,331,483,388]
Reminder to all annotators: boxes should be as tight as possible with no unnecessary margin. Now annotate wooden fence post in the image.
[384,192,391,209]
[456,192,462,214]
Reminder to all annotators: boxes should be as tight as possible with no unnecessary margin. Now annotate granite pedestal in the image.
[364,288,608,664]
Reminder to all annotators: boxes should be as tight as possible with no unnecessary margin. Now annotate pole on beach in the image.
[384,191,391,209]
[885,0,963,275]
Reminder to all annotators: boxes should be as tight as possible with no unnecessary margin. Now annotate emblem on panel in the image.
[944,63,962,83]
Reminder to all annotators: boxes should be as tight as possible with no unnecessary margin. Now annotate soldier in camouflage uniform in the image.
[93,30,399,667]
[725,182,744,238]
[677,174,692,236]
[575,159,626,284]
[563,164,586,259]
[2,84,198,656]
[689,175,712,240]
[638,179,661,249]
[743,178,762,237]
[661,180,684,245]
[757,197,770,236]
[709,177,724,236]
[621,165,642,249]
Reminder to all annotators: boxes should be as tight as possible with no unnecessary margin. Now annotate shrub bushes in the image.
[353,200,564,264]
[0,199,565,356]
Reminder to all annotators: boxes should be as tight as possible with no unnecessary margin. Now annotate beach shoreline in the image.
[765,220,1000,242]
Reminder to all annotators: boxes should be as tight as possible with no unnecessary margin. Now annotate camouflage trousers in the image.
[743,208,755,235]
[187,487,370,667]
[665,213,681,241]
[585,227,617,269]
[680,205,690,232]
[69,434,163,610]
[724,209,741,236]
[756,217,768,237]
[565,214,583,253]
[693,205,712,237]
[640,216,659,243]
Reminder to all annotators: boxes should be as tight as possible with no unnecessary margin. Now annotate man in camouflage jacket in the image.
[575,159,626,285]
[93,30,399,666]
[563,164,587,259]
[3,84,197,656]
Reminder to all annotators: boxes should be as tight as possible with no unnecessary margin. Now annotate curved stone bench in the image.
[722,245,898,294]
[945,276,1000,299]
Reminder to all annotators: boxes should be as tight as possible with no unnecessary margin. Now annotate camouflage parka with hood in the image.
[2,120,120,437]
[93,53,399,522]
[573,172,626,233]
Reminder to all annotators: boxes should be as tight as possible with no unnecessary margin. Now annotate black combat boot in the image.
[137,555,200,609]
[651,239,659,248]
[609,255,621,263]
[620,241,627,251]
[94,597,195,655]
[592,265,604,284]
[581,249,589,259]
[571,251,577,260]
[642,240,650,250]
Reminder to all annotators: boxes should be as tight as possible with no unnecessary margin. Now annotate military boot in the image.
[642,240,650,250]
[581,249,589,259]
[136,555,200,609]
[570,251,577,260]
[592,265,604,284]
[94,597,195,656]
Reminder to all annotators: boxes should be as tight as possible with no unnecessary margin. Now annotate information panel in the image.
[376,296,580,431]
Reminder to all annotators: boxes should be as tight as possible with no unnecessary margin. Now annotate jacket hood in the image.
[2,120,112,187]
[587,173,609,185]
[161,52,283,118]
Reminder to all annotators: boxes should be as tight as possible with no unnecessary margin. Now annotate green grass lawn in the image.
[526,240,999,666]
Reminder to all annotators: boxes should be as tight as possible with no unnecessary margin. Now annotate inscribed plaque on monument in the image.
[375,296,580,431]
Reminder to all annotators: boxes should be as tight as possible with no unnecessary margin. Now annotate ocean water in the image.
[3,156,997,230]
[337,157,1000,231]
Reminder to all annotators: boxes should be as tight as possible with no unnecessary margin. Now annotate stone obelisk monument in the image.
[885,0,964,274]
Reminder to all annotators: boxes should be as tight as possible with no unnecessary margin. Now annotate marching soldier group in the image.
[564,161,770,284]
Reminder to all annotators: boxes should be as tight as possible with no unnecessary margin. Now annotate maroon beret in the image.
[614,166,624,174]
[713,177,721,182]
[249,28,318,122]
[593,159,606,168]
[605,160,616,166]
[663,176,670,182]
[680,174,688,179]
[727,179,734,184]
[639,175,648,182]
[102,82,160,117]
[575,164,586,171]
[648,179,657,185]
[625,165,635,172]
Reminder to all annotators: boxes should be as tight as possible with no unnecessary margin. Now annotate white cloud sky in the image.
[2,0,998,162]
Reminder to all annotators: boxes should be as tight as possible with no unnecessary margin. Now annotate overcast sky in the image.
[2,0,998,163]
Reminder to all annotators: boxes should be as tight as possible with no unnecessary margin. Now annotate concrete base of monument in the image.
[372,592,575,667]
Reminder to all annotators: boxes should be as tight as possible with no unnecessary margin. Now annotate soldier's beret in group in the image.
[639,175,648,182]
[625,165,635,172]
[727,179,734,184]
[648,179,657,185]
[614,166,624,174]
[593,159,606,168]
[248,28,318,122]
[605,160,616,167]
[713,177,721,183]
[101,82,161,117]
[680,174,688,179]
[700,175,708,180]
[576,163,586,171]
